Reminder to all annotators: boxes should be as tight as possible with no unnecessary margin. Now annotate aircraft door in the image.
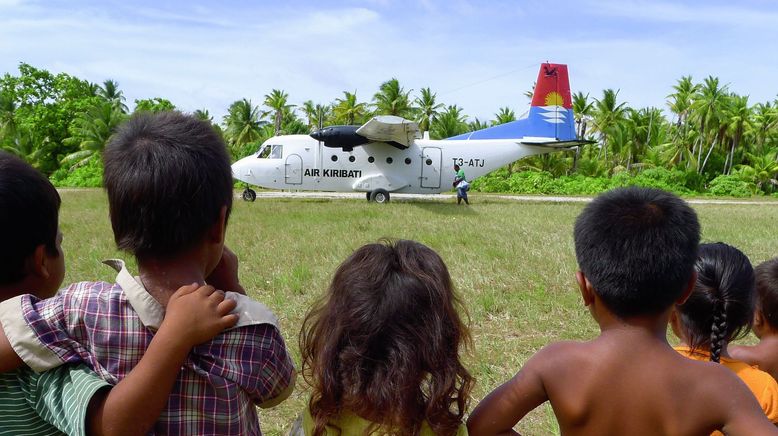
[420,147,442,188]
[285,154,303,185]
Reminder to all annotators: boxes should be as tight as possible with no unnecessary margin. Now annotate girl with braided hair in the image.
[671,242,778,426]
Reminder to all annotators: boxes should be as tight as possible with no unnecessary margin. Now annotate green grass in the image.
[57,190,778,435]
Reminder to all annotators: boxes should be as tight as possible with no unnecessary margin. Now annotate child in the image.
[730,257,778,381]
[0,112,295,435]
[672,243,778,425]
[0,151,239,435]
[467,187,778,435]
[299,239,473,435]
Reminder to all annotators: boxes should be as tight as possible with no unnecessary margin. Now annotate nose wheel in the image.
[242,188,256,202]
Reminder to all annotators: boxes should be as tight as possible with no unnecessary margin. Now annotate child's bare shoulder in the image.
[524,340,599,373]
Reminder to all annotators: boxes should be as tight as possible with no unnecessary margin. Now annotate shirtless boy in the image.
[467,187,777,435]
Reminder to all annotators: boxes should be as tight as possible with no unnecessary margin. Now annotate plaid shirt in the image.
[0,260,295,436]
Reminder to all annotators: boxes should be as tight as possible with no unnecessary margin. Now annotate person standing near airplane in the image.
[453,164,470,205]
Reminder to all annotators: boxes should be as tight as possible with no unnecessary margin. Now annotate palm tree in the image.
[571,91,594,172]
[468,118,489,132]
[592,89,627,162]
[752,102,778,154]
[690,76,729,173]
[193,109,213,122]
[667,76,698,133]
[223,99,266,158]
[373,78,413,118]
[413,87,443,134]
[723,95,751,174]
[279,108,309,135]
[734,148,778,193]
[99,79,128,113]
[0,91,18,143]
[61,100,127,168]
[263,89,294,135]
[333,91,367,125]
[493,107,516,125]
[430,105,468,139]
[301,100,331,131]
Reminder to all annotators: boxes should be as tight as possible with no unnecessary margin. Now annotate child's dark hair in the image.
[755,258,778,331]
[574,187,700,318]
[0,152,61,285]
[677,243,755,363]
[103,111,233,259]
[300,239,473,436]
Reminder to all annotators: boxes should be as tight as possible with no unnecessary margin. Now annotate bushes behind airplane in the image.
[50,157,103,188]
[471,167,769,198]
[48,160,772,198]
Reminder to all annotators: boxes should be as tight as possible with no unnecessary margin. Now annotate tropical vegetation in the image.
[2,63,777,196]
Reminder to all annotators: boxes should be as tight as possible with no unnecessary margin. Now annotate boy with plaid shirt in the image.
[0,112,295,435]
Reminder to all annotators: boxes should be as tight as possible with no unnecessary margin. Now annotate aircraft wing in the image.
[356,116,419,149]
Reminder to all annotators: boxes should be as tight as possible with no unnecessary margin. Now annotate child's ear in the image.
[669,307,684,339]
[753,309,766,336]
[576,271,595,306]
[676,271,698,305]
[26,244,51,279]
[207,206,228,245]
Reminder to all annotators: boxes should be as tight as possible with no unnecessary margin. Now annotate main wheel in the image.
[370,189,390,204]
[242,188,256,202]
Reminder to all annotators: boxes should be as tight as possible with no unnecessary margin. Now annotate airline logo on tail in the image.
[448,62,577,141]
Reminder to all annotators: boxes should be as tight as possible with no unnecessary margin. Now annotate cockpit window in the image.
[256,145,270,158]
[256,144,283,159]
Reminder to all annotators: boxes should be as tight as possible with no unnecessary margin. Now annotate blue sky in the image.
[2,0,777,122]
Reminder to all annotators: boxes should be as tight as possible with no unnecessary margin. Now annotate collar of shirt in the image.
[103,259,278,331]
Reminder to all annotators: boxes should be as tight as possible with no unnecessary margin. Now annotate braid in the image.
[710,301,728,363]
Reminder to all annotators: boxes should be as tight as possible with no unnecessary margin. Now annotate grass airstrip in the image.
[58,190,778,435]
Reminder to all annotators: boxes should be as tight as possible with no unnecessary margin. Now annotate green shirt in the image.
[456,169,466,180]
[0,364,110,436]
[302,407,468,435]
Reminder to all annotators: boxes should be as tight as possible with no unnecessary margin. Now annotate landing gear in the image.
[366,191,372,202]
[242,188,256,202]
[369,189,390,204]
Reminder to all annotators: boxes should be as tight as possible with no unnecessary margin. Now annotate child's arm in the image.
[717,368,778,435]
[467,351,550,436]
[85,283,238,436]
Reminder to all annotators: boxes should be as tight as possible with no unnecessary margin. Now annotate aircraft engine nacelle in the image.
[310,125,369,152]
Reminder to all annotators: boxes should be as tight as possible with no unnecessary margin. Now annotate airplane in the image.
[232,62,591,203]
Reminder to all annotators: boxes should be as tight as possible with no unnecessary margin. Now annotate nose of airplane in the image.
[231,158,252,183]
[310,130,323,141]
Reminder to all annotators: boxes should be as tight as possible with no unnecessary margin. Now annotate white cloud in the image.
[589,0,778,27]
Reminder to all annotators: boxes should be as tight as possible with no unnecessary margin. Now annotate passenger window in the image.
[368,156,375,163]
[349,156,355,163]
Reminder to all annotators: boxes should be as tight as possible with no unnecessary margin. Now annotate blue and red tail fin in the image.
[448,63,577,141]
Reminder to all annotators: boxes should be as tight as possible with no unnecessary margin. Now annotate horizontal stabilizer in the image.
[521,139,597,148]
[356,115,419,148]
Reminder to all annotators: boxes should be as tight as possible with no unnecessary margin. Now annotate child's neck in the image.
[597,310,673,344]
[137,255,207,307]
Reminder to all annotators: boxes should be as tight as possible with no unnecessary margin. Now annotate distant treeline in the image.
[1,63,776,196]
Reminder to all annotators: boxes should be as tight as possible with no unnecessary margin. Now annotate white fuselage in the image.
[231,135,554,194]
